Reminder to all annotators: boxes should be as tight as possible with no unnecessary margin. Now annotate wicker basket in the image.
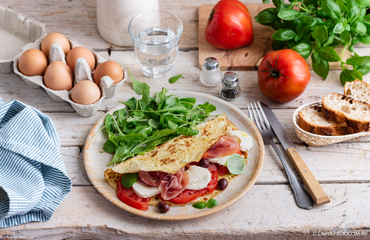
[293,101,370,146]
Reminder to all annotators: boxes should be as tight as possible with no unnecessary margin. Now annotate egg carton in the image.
[0,4,46,73]
[12,36,127,117]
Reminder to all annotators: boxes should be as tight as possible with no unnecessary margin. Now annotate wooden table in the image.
[1,0,370,239]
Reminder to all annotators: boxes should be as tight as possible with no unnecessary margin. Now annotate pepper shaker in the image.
[220,72,241,101]
[199,57,222,86]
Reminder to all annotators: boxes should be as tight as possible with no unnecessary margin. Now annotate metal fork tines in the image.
[248,102,314,210]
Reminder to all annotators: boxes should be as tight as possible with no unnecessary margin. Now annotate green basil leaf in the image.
[301,16,326,28]
[312,25,328,44]
[365,14,370,21]
[319,46,341,62]
[103,140,116,154]
[291,43,312,59]
[192,202,206,209]
[333,22,345,34]
[356,0,370,7]
[347,6,360,23]
[226,154,247,175]
[206,199,219,208]
[121,173,138,189]
[346,56,370,66]
[359,35,370,45]
[352,22,367,35]
[272,0,283,8]
[271,20,286,30]
[278,9,304,21]
[340,31,351,44]
[169,74,184,84]
[357,63,370,75]
[177,127,199,136]
[336,0,347,12]
[272,29,296,41]
[148,119,160,129]
[272,39,286,51]
[312,52,330,79]
[322,0,342,20]
[255,8,278,25]
[340,69,363,85]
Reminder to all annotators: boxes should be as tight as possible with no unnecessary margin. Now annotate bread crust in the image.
[322,93,370,132]
[299,106,354,136]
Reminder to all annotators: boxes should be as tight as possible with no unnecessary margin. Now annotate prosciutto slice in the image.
[204,135,240,159]
[138,169,190,200]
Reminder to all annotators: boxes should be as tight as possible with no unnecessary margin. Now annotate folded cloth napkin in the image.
[0,98,72,228]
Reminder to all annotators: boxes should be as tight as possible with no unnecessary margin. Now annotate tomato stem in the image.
[208,9,215,21]
[259,54,290,81]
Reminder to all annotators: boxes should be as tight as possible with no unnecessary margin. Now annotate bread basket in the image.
[293,101,370,146]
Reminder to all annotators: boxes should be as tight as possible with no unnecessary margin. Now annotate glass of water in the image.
[128,10,183,78]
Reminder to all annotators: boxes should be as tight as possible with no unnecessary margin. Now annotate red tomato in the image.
[218,165,230,176]
[169,163,218,204]
[116,178,150,211]
[204,0,254,50]
[258,49,311,103]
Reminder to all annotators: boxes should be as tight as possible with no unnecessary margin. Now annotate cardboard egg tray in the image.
[0,4,126,117]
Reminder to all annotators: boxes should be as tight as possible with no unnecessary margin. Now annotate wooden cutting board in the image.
[198,4,349,71]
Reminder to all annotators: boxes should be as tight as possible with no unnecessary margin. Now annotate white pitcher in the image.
[97,0,159,46]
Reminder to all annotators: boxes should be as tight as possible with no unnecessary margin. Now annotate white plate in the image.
[84,91,265,220]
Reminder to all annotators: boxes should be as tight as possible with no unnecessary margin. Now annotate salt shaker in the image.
[220,72,241,101]
[199,57,222,86]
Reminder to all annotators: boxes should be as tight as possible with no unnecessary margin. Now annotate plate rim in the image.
[83,91,265,220]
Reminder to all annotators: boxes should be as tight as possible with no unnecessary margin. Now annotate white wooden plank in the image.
[3,184,369,238]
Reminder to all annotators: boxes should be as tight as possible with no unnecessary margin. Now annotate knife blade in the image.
[260,102,330,206]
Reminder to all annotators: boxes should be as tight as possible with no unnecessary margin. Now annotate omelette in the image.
[104,114,253,210]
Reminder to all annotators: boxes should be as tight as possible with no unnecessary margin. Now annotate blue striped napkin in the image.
[0,98,72,228]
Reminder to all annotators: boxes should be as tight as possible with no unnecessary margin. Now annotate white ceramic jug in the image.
[97,0,159,46]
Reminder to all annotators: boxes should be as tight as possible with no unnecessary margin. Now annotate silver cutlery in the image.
[247,102,314,210]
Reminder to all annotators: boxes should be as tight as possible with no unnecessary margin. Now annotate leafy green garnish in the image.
[206,199,219,208]
[192,199,219,209]
[192,202,206,209]
[121,173,138,189]
[255,0,370,85]
[226,154,247,175]
[104,70,217,165]
[169,74,184,84]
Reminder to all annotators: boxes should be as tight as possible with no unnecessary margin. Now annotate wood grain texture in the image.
[286,147,330,205]
[199,4,274,70]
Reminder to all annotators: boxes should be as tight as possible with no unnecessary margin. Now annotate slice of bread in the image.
[344,80,370,103]
[322,93,370,131]
[299,106,354,136]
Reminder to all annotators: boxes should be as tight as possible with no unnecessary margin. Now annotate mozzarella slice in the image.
[228,130,253,151]
[186,165,212,190]
[132,181,160,198]
[208,155,230,166]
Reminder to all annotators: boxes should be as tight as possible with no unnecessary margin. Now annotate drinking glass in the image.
[128,10,183,78]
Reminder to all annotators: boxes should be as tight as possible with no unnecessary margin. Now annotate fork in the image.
[248,102,314,210]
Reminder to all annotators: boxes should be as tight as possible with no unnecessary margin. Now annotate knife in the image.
[260,102,330,205]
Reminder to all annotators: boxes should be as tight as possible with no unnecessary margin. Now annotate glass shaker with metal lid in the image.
[199,57,222,86]
[220,72,241,101]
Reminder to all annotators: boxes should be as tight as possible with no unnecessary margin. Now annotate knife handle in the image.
[286,147,330,205]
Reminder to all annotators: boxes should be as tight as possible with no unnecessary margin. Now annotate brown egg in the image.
[93,61,124,86]
[18,49,48,76]
[41,32,71,57]
[71,80,101,105]
[66,47,96,72]
[44,61,73,91]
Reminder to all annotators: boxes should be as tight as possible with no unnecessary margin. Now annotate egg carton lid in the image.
[0,4,47,73]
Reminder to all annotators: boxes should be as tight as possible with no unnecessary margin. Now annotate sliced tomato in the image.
[116,178,150,211]
[206,163,218,193]
[217,165,230,176]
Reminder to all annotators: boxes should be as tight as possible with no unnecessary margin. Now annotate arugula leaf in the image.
[198,102,217,114]
[105,114,114,134]
[192,202,206,209]
[140,83,152,109]
[167,120,178,129]
[128,68,146,95]
[121,173,138,189]
[114,133,147,143]
[169,75,184,84]
[155,88,169,104]
[148,119,160,129]
[108,144,129,165]
[206,199,219,208]
[177,127,199,136]
[226,154,247,175]
[119,97,137,110]
[103,140,116,154]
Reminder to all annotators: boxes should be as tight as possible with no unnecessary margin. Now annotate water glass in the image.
[128,10,183,78]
